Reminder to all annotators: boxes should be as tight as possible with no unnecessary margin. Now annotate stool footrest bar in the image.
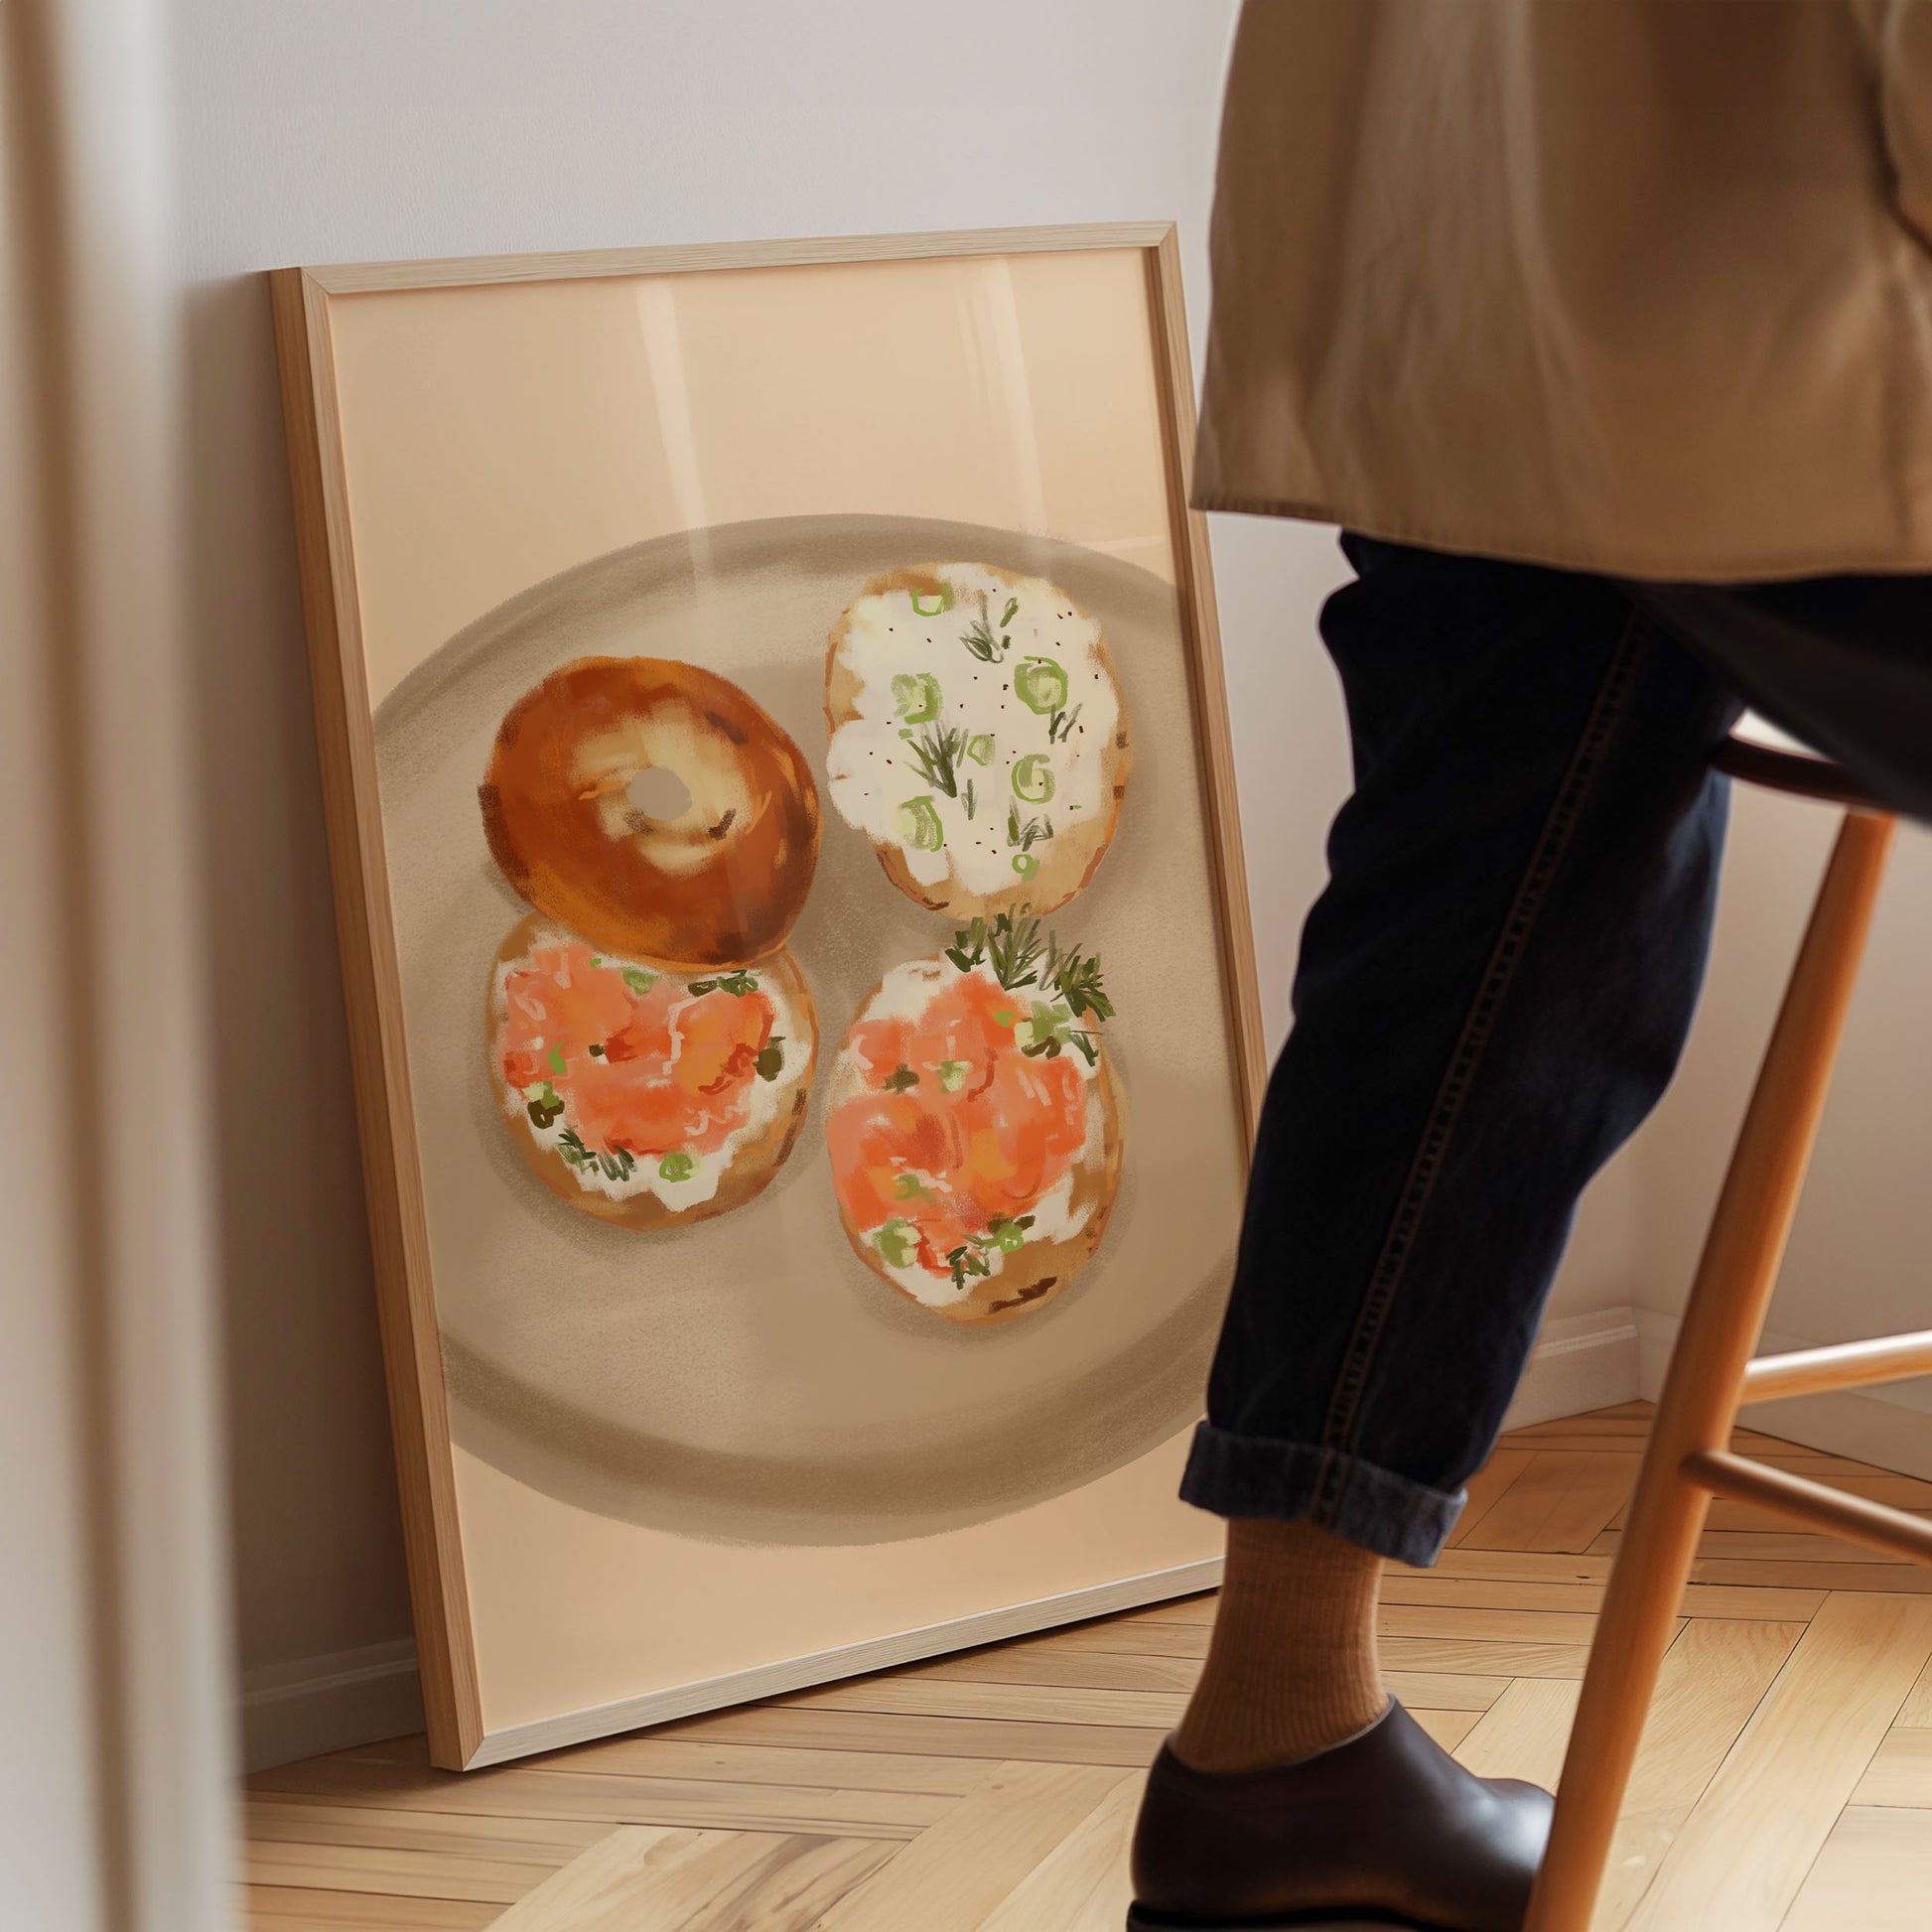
[1739,1330,1932,1403]
[1683,1449,1932,1566]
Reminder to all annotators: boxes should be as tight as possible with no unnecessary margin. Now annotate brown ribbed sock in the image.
[1173,1517,1388,1773]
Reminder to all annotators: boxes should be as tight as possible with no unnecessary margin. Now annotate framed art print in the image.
[272,223,1265,1769]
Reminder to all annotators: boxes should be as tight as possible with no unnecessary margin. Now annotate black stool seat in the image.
[1715,720,1884,812]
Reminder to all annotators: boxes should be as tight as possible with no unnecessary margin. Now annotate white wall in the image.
[1513,789,1932,1453]
[170,0,1932,1760]
[1622,798,1932,1466]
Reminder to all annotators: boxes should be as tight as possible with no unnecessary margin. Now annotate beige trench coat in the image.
[1194,0,1932,581]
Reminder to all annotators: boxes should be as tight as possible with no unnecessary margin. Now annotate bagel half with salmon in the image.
[825,906,1125,1325]
[487,913,817,1231]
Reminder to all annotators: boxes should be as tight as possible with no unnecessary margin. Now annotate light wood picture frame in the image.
[272,222,1264,1770]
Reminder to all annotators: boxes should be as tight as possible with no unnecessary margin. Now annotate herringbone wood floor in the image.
[241,1404,1932,1930]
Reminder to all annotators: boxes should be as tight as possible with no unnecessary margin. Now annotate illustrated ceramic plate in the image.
[373,513,1245,1544]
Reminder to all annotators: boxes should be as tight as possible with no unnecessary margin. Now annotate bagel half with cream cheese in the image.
[824,564,1130,921]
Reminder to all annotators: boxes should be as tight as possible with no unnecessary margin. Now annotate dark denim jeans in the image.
[1181,535,1932,1567]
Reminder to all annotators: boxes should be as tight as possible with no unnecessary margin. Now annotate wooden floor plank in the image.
[911,1631,1550,1701]
[1459,1451,1638,1554]
[656,1700,1467,1769]
[1381,1672,1513,1712]
[1378,1604,1624,1644]
[1412,1709,1482,1750]
[906,1645,1200,1696]
[1778,1806,1932,1932]
[1504,1417,1655,1443]
[483,1827,895,1932]
[786,1667,1506,1724]
[812,1763,1130,1932]
[249,1735,428,1779]
[677,1835,897,1932]
[1850,1728,1932,1807]
[1688,1561,1932,1593]
[1452,1678,1581,1790]
[1377,1635,1593,1680]
[1622,1622,1809,1814]
[1433,1549,1610,1584]
[485,1827,861,1932]
[1591,1620,1806,1930]
[243,1884,499,1929]
[1492,1437,1626,1456]
[242,1839,555,1905]
[242,1797,608,1863]
[778,1676,1189,1728]
[1502,1419,1790,1454]
[1624,1592,1932,1932]
[479,1827,712,1931]
[1382,1572,1824,1622]
[655,1705,1168,1769]
[974,1773,1142,1932]
[1014,1618,1208,1661]
[910,1627,1563,1693]
[1591,1528,1913,1567]
[251,1753,948,1839]
[543,1735,983,1796]
[1899,1657,1932,1727]
[1445,1449,1536,1549]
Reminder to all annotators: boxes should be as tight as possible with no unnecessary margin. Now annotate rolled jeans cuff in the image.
[1179,1421,1466,1570]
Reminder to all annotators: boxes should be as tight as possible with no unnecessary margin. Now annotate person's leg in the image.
[1176,536,1743,1770]
[1173,1516,1385,1772]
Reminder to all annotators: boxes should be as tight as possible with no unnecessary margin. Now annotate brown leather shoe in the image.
[1127,1702,1552,1931]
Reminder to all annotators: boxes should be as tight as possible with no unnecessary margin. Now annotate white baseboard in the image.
[1486,1299,1932,1483]
[1500,1305,1641,1430]
[1636,1309,1932,1482]
[1491,1301,1932,1478]
[240,1639,422,1773]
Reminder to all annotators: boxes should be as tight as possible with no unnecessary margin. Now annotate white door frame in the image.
[1,1,235,1925]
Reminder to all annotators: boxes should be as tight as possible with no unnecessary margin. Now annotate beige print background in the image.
[327,247,1238,1738]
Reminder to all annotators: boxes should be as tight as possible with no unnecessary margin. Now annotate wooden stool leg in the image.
[1523,809,1895,1932]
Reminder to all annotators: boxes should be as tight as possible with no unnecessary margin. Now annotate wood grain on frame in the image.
[295,222,1178,296]
[268,223,1261,1771]
[270,267,485,1767]
[1144,227,1268,1141]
